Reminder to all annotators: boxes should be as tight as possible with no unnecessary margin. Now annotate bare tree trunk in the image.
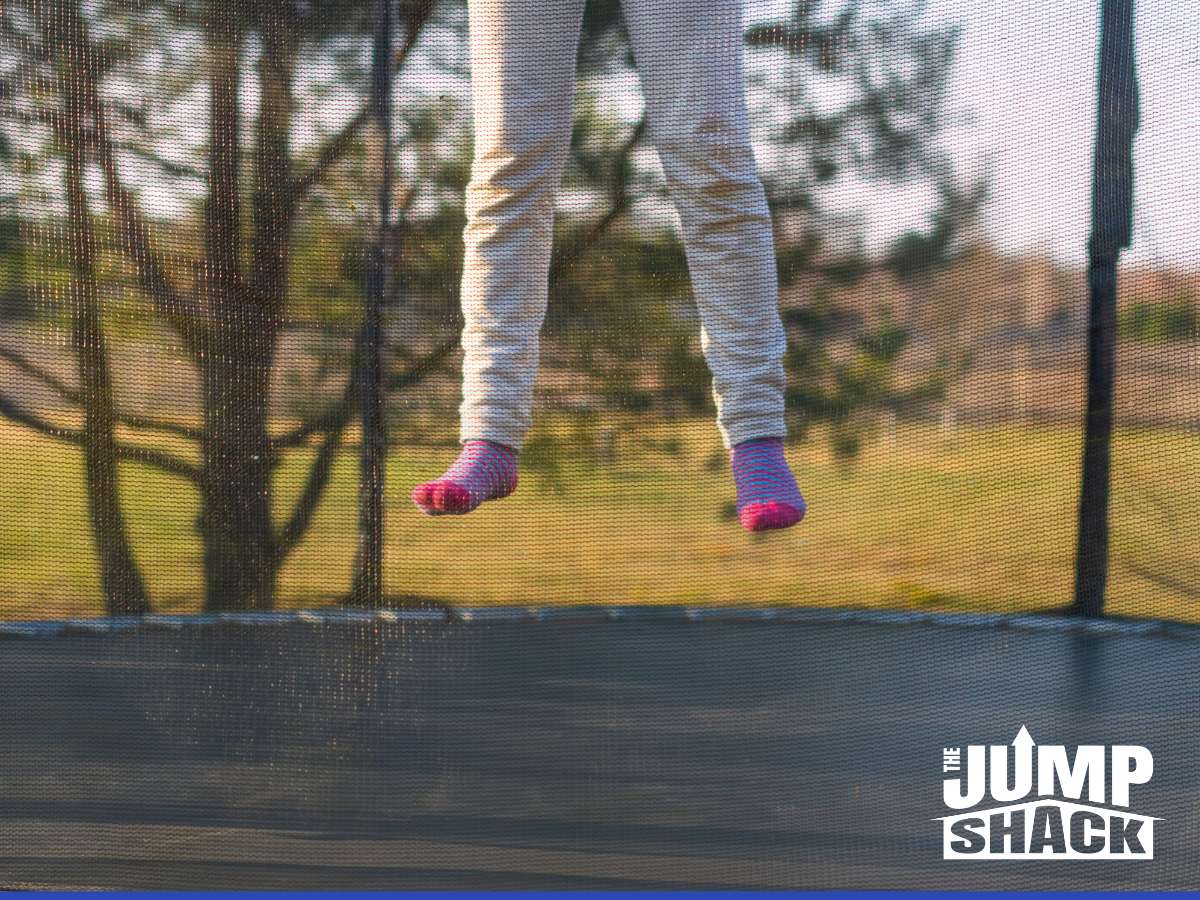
[59,21,150,616]
[196,3,279,612]
[198,0,304,612]
[199,332,278,612]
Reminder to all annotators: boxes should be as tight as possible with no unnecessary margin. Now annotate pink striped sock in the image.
[730,437,806,532]
[411,440,518,516]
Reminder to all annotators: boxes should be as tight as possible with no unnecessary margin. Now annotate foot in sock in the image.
[411,440,518,516]
[730,437,806,532]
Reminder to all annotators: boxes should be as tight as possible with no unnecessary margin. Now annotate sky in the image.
[7,0,1196,271]
[753,0,1197,268]
[933,0,1197,268]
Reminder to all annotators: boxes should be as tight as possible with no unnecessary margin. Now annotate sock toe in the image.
[411,482,438,513]
[739,500,804,532]
[431,481,472,514]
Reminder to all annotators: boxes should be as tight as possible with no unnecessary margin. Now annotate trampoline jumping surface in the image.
[1,610,1197,890]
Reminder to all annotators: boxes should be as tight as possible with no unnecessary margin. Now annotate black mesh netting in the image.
[0,0,1196,890]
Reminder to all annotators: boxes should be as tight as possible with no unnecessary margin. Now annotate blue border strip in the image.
[0,604,1196,642]
[5,891,1196,899]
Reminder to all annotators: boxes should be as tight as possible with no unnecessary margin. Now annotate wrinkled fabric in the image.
[459,0,788,449]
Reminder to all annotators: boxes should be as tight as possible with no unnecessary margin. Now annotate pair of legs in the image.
[413,0,804,531]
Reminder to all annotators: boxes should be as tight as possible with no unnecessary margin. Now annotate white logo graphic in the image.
[937,726,1158,860]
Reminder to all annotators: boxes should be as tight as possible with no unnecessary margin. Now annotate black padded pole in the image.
[352,0,394,607]
[1072,0,1139,617]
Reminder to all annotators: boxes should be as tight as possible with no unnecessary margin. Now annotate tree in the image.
[1,0,439,611]
[551,0,981,457]
[0,0,976,612]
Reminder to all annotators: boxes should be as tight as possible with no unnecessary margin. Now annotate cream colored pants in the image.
[459,0,787,450]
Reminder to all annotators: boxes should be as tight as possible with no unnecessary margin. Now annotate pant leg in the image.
[459,0,587,450]
[621,0,788,448]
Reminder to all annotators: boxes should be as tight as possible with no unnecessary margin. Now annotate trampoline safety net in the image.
[0,0,1197,891]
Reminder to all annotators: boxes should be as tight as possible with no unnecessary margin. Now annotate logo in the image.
[938,726,1158,860]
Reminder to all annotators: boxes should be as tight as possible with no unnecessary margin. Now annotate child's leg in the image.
[622,0,802,530]
[414,0,585,516]
[457,0,587,451]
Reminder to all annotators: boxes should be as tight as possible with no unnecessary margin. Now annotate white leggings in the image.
[459,0,787,450]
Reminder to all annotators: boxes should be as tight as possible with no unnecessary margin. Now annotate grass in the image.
[0,419,1197,622]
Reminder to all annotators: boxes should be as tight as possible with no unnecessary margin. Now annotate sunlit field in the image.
[1,419,1196,623]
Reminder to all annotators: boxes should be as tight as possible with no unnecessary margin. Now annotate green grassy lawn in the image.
[1,419,1197,622]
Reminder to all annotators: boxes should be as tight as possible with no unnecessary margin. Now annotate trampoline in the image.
[2,0,1198,892]
[1,607,1198,890]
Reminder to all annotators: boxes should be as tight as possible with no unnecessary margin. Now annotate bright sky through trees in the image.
[756,0,1197,268]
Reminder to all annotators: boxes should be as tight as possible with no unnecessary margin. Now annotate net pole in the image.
[1072,0,1139,617]
[352,0,394,607]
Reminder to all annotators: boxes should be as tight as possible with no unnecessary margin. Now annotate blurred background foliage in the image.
[0,0,1196,618]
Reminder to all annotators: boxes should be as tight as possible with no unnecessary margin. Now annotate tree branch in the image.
[118,142,207,182]
[0,345,77,402]
[274,424,343,558]
[40,1,203,353]
[269,377,357,452]
[203,2,244,312]
[291,1,435,199]
[551,117,646,282]
[251,0,295,313]
[0,345,203,440]
[94,109,202,352]
[272,324,460,558]
[1121,557,1200,601]
[0,101,62,132]
[386,331,460,392]
[293,107,370,200]
[267,326,461,454]
[0,393,199,480]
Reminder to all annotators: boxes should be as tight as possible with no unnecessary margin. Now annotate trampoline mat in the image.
[1,612,1197,890]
